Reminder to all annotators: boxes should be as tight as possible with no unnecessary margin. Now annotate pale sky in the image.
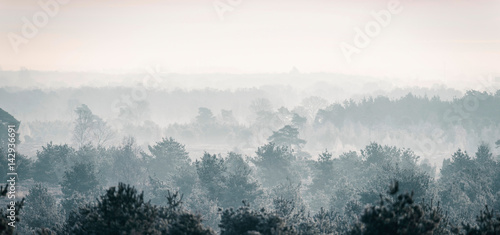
[0,0,499,81]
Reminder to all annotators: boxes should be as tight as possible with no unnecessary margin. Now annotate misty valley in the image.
[1,86,500,234]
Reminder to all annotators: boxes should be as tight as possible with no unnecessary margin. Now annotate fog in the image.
[3,70,495,163]
[1,0,500,234]
[2,76,500,233]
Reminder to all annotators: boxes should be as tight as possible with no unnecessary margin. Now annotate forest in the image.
[1,89,500,234]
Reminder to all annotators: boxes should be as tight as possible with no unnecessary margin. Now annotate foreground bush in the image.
[351,181,442,235]
[64,183,214,235]
[458,205,500,235]
[219,201,292,235]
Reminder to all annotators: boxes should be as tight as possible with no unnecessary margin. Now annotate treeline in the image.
[158,90,500,139]
[13,90,500,162]
[1,89,500,234]
[157,90,500,165]
[1,136,500,234]
[315,90,500,130]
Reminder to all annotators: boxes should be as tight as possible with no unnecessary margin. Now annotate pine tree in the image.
[65,183,214,234]
[144,137,191,181]
[253,143,296,187]
[267,125,306,150]
[459,206,500,235]
[195,153,227,204]
[33,143,75,184]
[60,162,100,214]
[352,181,442,235]
[64,183,166,234]
[20,184,62,232]
[219,201,293,235]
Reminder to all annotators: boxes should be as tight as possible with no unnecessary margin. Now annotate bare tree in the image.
[73,104,115,148]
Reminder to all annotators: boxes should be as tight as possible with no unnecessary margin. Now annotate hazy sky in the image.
[1,0,499,81]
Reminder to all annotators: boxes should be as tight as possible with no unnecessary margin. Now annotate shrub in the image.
[219,201,293,235]
[351,181,442,235]
[20,184,62,232]
[459,205,500,235]
[64,183,214,234]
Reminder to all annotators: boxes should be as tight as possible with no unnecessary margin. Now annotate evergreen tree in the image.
[223,152,262,208]
[267,125,306,150]
[440,148,495,223]
[459,206,500,235]
[65,183,213,234]
[61,162,99,196]
[64,183,167,234]
[195,153,227,204]
[33,143,75,184]
[60,162,100,214]
[351,181,442,235]
[195,152,262,209]
[253,143,296,187]
[144,137,191,180]
[219,202,292,235]
[20,184,62,233]
[310,150,335,192]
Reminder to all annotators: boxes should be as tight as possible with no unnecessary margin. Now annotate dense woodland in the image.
[1,89,500,234]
